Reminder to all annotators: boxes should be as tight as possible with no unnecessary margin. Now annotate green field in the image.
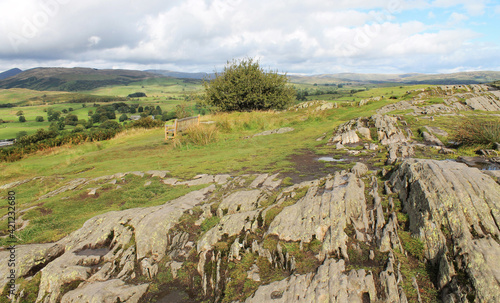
[83,77,203,97]
[0,80,380,139]
[1,78,499,303]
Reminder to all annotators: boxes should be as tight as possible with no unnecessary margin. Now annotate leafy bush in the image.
[18,115,26,122]
[127,117,164,129]
[119,114,128,122]
[35,116,44,122]
[17,128,58,146]
[203,58,296,111]
[454,119,500,146]
[64,114,79,126]
[99,120,123,130]
[128,92,147,98]
[16,131,28,140]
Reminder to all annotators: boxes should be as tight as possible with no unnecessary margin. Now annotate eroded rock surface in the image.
[2,156,500,303]
[391,159,500,302]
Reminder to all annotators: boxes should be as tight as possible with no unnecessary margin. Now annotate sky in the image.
[0,0,499,75]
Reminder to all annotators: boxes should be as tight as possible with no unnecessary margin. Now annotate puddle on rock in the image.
[317,157,346,162]
[455,157,500,171]
[156,290,194,303]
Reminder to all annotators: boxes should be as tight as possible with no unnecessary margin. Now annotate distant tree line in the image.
[2,115,168,162]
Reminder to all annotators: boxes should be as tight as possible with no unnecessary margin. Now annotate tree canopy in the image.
[203,58,296,111]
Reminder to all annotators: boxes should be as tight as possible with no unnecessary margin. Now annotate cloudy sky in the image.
[0,0,499,74]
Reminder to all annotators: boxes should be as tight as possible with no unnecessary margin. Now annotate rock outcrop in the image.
[391,159,500,302]
[266,171,368,260]
[2,157,500,302]
[328,114,409,146]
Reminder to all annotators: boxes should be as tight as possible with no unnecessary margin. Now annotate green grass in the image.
[83,78,202,98]
[0,88,70,106]
[0,175,207,245]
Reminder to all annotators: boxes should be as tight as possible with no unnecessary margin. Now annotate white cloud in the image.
[431,0,488,16]
[88,36,101,47]
[447,12,469,25]
[0,0,498,74]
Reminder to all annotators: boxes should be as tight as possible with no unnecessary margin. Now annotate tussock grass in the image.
[176,124,219,147]
[454,118,500,146]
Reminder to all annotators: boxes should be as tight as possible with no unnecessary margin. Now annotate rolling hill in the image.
[2,67,500,92]
[0,68,23,80]
[0,67,162,91]
[146,69,215,80]
[289,71,500,85]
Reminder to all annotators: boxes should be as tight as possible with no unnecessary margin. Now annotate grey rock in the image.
[245,258,377,302]
[38,178,88,200]
[176,174,214,186]
[266,172,368,259]
[390,159,500,301]
[60,279,149,303]
[247,264,261,282]
[351,162,368,177]
[197,210,260,252]
[437,254,454,290]
[261,173,282,191]
[249,174,268,188]
[229,239,242,261]
[161,178,178,185]
[145,170,169,178]
[373,114,408,145]
[0,243,64,291]
[466,94,500,111]
[386,143,414,165]
[127,171,145,177]
[439,147,456,154]
[357,127,372,140]
[217,190,263,217]
[364,143,379,150]
[169,261,183,279]
[214,174,231,184]
[252,127,294,137]
[9,185,216,303]
[422,131,444,147]
[425,126,449,137]
[330,130,360,145]
[0,178,35,190]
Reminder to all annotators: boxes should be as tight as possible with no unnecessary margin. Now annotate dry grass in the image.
[454,119,500,146]
[173,124,219,148]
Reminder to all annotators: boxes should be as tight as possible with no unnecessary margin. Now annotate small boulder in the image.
[351,162,369,177]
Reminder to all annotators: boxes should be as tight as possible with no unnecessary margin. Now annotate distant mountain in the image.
[0,68,23,80]
[146,69,215,80]
[289,71,500,85]
[0,67,161,91]
[1,67,499,92]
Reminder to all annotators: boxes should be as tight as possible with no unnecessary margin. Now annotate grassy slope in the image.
[0,98,389,244]
[1,82,498,245]
[83,78,202,97]
[0,79,203,139]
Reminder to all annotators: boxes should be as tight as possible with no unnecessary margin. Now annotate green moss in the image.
[222,253,259,303]
[200,216,220,232]
[256,256,288,284]
[282,176,293,186]
[399,231,425,261]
